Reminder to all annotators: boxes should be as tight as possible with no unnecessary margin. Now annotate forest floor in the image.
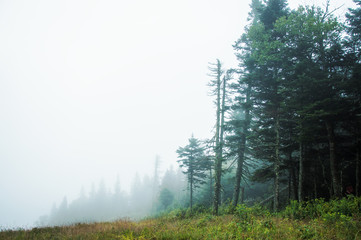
[1,197,361,239]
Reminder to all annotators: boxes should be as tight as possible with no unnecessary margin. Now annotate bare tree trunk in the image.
[216,74,227,211]
[313,162,318,199]
[219,75,227,155]
[319,147,333,198]
[240,187,245,204]
[232,85,250,207]
[233,150,245,207]
[209,168,213,204]
[291,166,298,201]
[287,149,293,201]
[288,171,291,201]
[274,112,280,212]
[190,173,193,214]
[356,144,360,196]
[321,160,333,198]
[287,147,297,201]
[151,155,160,213]
[298,142,303,202]
[325,120,342,198]
[340,167,343,194]
[356,130,360,197]
[213,60,223,215]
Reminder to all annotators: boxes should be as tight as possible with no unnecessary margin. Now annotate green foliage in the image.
[177,136,208,188]
[235,204,271,221]
[196,214,215,227]
[218,201,236,215]
[284,196,361,220]
[158,188,174,210]
[297,225,316,240]
[163,208,188,220]
[190,204,211,215]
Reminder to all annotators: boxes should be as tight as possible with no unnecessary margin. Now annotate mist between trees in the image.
[36,163,187,227]
[38,0,361,226]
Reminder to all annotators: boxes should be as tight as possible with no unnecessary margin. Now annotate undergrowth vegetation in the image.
[1,196,360,239]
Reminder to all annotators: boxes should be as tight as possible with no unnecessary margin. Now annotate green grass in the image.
[2,197,361,239]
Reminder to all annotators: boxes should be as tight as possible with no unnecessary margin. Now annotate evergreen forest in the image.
[26,0,361,237]
[177,0,361,214]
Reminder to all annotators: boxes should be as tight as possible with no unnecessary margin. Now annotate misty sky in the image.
[0,0,356,229]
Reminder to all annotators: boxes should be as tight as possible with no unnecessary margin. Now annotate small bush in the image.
[235,203,270,221]
[191,204,211,215]
[166,208,187,219]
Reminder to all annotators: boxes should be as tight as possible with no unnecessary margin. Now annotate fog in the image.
[0,0,356,229]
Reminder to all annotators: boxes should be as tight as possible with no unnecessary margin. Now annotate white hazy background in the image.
[0,0,356,229]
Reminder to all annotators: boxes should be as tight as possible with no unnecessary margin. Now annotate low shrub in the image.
[283,196,361,220]
[235,203,271,221]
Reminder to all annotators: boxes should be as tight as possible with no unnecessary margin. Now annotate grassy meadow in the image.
[1,196,360,240]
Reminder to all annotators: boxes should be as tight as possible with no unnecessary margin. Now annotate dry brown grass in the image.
[1,206,360,239]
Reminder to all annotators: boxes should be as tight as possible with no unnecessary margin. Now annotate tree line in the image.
[37,164,187,226]
[176,0,361,214]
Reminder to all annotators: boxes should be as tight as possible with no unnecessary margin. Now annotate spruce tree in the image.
[177,136,208,213]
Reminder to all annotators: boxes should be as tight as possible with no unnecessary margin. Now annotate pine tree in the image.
[226,72,252,207]
[177,135,208,213]
[158,188,174,210]
[236,0,289,211]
